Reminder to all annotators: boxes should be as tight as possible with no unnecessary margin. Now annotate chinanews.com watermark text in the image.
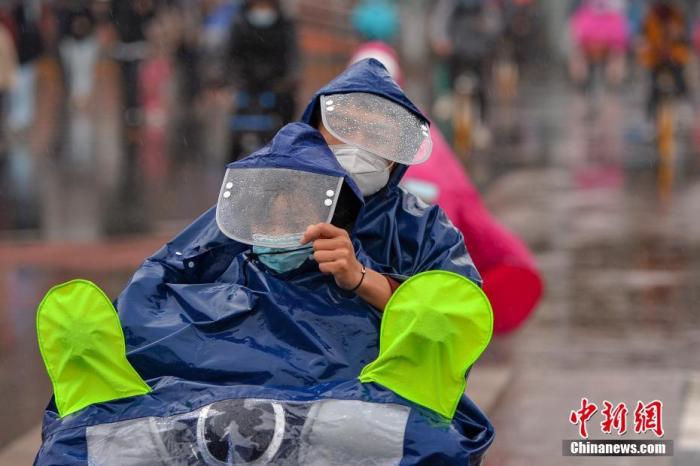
[563,439,673,457]
[565,398,673,457]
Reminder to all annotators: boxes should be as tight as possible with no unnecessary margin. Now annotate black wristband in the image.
[349,264,367,293]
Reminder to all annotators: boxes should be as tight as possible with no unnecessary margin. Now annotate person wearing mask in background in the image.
[110,0,157,130]
[430,0,502,126]
[103,0,158,233]
[226,0,299,160]
[6,0,43,135]
[59,7,99,110]
[171,1,201,126]
[639,0,689,122]
[59,6,100,166]
[200,0,240,84]
[501,0,539,70]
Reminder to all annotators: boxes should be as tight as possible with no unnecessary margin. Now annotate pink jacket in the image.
[571,4,630,53]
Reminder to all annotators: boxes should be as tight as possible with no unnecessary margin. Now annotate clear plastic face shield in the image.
[216,168,344,248]
[320,93,432,165]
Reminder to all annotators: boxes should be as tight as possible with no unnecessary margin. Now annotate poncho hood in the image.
[300,58,430,191]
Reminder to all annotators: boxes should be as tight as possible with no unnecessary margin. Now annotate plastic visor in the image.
[216,168,344,248]
[86,398,410,466]
[320,93,432,165]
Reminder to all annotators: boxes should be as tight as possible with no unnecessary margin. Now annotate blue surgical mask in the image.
[252,245,313,273]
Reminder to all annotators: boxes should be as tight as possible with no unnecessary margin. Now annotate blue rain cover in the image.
[35,64,492,464]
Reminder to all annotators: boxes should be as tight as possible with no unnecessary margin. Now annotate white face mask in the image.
[246,8,279,27]
[330,144,393,197]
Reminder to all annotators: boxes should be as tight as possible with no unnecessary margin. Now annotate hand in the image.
[301,223,364,291]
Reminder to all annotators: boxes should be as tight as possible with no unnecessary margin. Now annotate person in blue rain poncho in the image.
[34,59,495,465]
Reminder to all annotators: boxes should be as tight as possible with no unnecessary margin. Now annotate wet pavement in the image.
[1,61,700,465]
[477,67,700,465]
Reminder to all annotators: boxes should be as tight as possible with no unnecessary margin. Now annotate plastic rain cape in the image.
[35,60,494,465]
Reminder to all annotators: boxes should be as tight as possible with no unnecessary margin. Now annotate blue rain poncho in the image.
[35,59,493,465]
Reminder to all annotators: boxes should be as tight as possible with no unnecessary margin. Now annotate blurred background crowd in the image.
[0,0,699,235]
[2,1,700,465]
[1,0,700,235]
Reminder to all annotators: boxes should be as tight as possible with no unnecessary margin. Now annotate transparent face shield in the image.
[216,168,344,248]
[320,93,432,165]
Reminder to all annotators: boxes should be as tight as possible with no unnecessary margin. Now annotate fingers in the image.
[318,259,351,275]
[302,223,359,286]
[313,249,352,263]
[311,237,349,252]
[302,223,349,244]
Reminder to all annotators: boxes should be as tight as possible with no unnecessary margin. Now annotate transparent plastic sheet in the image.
[297,399,409,466]
[216,168,344,248]
[86,398,410,466]
[320,93,432,165]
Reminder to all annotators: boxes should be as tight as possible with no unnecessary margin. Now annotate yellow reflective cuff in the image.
[360,270,493,419]
[36,279,151,417]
